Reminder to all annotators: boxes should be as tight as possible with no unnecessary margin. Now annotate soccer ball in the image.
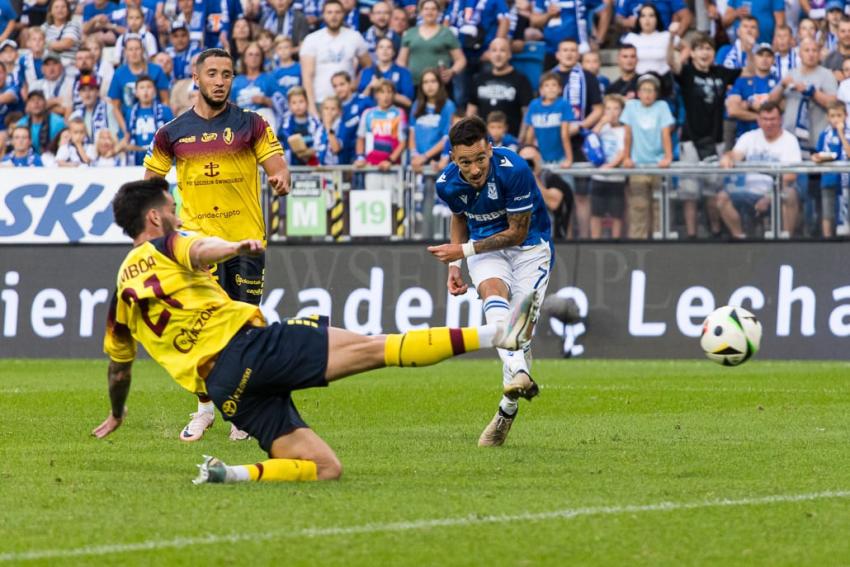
[700,306,763,366]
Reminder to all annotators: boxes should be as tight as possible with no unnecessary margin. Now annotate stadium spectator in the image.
[42,0,81,69]
[108,37,170,136]
[55,116,94,166]
[823,16,850,82]
[259,0,310,51]
[255,29,277,70]
[616,0,691,36]
[530,0,590,69]
[1,125,43,166]
[723,0,785,45]
[486,110,520,151]
[589,0,614,49]
[16,89,65,155]
[90,127,127,166]
[331,70,373,164]
[170,0,229,51]
[822,1,843,53]
[0,63,17,155]
[837,57,850,112]
[70,74,120,140]
[300,0,371,116]
[124,76,174,166]
[19,0,49,28]
[30,52,73,117]
[397,0,466,86]
[18,29,46,86]
[718,101,801,238]
[580,50,608,94]
[622,4,674,92]
[621,73,674,239]
[518,143,574,240]
[358,36,414,108]
[550,38,603,237]
[523,72,574,167]
[727,43,778,138]
[718,14,758,70]
[409,67,455,173]
[355,78,407,189]
[812,100,850,236]
[318,95,343,164]
[70,47,97,109]
[771,24,799,81]
[589,93,628,240]
[113,6,159,66]
[0,0,16,46]
[231,42,276,126]
[467,37,533,137]
[797,17,818,44]
[81,0,119,47]
[364,1,401,60]
[608,43,638,98]
[670,32,741,238]
[228,16,255,66]
[390,5,411,35]
[280,85,324,166]
[82,35,114,100]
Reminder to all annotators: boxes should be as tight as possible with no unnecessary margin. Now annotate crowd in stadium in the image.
[0,0,848,239]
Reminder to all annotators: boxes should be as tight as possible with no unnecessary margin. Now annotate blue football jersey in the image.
[436,147,551,246]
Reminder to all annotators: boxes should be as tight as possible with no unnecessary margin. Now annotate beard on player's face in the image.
[200,86,229,109]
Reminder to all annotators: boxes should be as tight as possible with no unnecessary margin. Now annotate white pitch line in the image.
[2,490,849,562]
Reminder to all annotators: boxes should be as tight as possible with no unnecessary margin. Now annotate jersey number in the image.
[120,274,183,337]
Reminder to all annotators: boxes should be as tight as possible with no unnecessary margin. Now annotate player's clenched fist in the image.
[268,170,291,196]
[236,240,265,256]
[447,265,468,296]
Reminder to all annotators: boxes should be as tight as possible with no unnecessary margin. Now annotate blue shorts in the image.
[205,316,330,453]
[212,253,265,306]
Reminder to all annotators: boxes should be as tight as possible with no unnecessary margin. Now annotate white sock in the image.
[499,396,518,415]
[197,400,215,415]
[226,465,251,483]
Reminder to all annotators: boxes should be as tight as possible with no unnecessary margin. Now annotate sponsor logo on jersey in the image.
[514,192,530,201]
[173,305,219,353]
[437,173,447,183]
[459,194,468,204]
[465,209,506,222]
[201,132,217,142]
[178,135,196,144]
[487,182,498,200]
[223,127,233,145]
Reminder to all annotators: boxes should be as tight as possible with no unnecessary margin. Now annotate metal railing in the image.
[264,162,850,241]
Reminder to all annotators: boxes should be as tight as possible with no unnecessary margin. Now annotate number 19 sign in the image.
[349,190,392,237]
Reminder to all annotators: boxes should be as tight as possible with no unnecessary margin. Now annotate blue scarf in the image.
[723,39,748,70]
[564,65,586,120]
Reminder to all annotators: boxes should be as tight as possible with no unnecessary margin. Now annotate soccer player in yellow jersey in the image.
[92,178,537,483]
[143,48,291,443]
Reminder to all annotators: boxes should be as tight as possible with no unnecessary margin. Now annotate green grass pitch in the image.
[3,358,850,566]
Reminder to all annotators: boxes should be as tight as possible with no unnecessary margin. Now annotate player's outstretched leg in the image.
[179,402,215,442]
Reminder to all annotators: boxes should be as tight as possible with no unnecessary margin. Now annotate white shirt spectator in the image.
[733,128,802,194]
[837,77,850,116]
[300,26,369,104]
[113,29,159,66]
[55,142,96,165]
[622,31,671,76]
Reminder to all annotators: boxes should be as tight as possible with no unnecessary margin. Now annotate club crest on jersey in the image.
[487,182,498,200]
[223,127,233,145]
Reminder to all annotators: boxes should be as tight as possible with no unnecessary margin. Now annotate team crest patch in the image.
[223,127,233,145]
[487,182,498,200]
[265,126,276,144]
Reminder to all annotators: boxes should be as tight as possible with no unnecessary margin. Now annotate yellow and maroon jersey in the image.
[103,231,266,395]
[143,104,284,242]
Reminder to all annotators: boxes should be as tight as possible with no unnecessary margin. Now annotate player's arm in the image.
[472,211,531,254]
[91,360,132,438]
[144,168,164,179]
[188,236,265,270]
[261,153,291,196]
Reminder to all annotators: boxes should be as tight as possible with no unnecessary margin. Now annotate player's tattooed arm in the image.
[473,211,531,254]
[107,361,132,419]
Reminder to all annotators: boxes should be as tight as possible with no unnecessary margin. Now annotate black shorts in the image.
[205,316,330,454]
[212,253,265,305]
[590,179,626,217]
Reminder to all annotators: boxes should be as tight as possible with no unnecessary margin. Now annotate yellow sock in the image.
[243,459,318,482]
[384,327,480,367]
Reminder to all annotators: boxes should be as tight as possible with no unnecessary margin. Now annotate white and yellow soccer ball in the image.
[700,306,763,366]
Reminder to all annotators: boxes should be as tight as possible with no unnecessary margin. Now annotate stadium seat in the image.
[513,41,546,89]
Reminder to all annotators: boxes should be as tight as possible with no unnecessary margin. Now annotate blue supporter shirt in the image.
[338,93,374,164]
[726,0,784,44]
[0,0,18,37]
[125,103,174,165]
[357,64,415,103]
[436,146,551,245]
[1,150,43,166]
[616,0,684,28]
[411,99,456,155]
[166,45,202,80]
[231,73,276,111]
[0,75,20,129]
[817,126,850,189]
[491,133,520,152]
[534,0,584,55]
[108,63,170,113]
[728,74,777,137]
[82,1,117,22]
[279,112,324,166]
[524,97,574,163]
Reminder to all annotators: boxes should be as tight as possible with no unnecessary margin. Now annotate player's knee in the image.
[317,455,343,480]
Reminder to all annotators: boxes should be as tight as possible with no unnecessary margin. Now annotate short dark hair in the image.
[196,48,232,69]
[331,70,352,83]
[689,32,715,51]
[449,116,488,148]
[134,74,155,88]
[486,111,507,125]
[758,100,782,116]
[323,0,343,11]
[113,178,170,238]
[618,43,637,53]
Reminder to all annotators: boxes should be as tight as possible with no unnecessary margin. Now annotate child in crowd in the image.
[332,70,374,165]
[581,51,609,95]
[409,67,455,173]
[812,100,850,237]
[318,96,343,165]
[355,79,407,191]
[523,72,574,168]
[124,75,173,165]
[113,6,158,65]
[279,85,323,166]
[590,94,630,239]
[486,111,519,152]
[771,24,799,81]
[621,73,674,239]
[55,117,94,166]
[90,128,127,167]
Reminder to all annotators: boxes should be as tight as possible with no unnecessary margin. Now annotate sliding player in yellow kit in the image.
[143,48,291,442]
[92,178,537,483]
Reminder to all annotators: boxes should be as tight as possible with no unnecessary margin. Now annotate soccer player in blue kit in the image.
[428,116,553,447]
